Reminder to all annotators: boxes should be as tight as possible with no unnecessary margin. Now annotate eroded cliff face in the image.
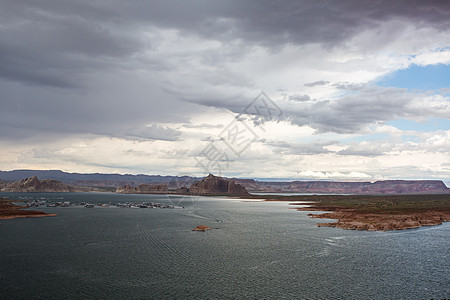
[189,174,249,195]
[1,176,74,192]
[116,184,168,194]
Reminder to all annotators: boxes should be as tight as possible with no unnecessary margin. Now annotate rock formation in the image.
[175,186,190,194]
[189,174,249,195]
[1,176,75,192]
[116,184,168,194]
[192,225,212,231]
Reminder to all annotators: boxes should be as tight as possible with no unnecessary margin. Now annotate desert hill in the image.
[1,176,75,192]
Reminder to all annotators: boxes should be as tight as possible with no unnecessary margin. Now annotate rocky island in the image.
[192,225,213,231]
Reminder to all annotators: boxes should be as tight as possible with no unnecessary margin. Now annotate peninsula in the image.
[272,194,450,231]
[0,198,56,223]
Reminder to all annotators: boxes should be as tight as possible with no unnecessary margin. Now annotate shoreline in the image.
[0,213,58,220]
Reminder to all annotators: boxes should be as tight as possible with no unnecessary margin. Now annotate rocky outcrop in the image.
[235,179,449,194]
[192,225,212,231]
[175,186,190,194]
[115,184,134,193]
[1,176,75,192]
[189,174,249,195]
[116,184,168,194]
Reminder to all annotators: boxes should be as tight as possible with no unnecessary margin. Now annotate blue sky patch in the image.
[378,64,450,91]
[387,118,450,132]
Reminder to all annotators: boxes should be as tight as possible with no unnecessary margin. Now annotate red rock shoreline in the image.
[0,198,57,225]
[294,206,450,231]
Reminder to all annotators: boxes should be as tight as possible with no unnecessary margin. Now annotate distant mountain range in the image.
[0,169,199,188]
[0,169,449,194]
[234,179,450,194]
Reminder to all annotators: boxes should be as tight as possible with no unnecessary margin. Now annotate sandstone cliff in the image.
[1,176,75,192]
[189,174,249,195]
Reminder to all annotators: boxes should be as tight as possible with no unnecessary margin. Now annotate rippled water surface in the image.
[0,192,449,299]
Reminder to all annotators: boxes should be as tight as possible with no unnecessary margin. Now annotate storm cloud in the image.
[0,0,449,181]
[1,0,450,88]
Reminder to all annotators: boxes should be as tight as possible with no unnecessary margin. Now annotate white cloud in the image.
[412,49,450,66]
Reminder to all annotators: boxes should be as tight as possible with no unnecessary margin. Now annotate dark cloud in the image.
[1,0,450,88]
[1,0,450,143]
[182,123,224,129]
[333,82,366,90]
[0,1,144,88]
[265,140,335,155]
[122,124,181,142]
[337,143,392,157]
[288,94,311,101]
[304,81,329,87]
[0,78,189,142]
[131,0,450,47]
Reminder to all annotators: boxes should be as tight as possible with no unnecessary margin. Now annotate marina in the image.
[19,198,181,209]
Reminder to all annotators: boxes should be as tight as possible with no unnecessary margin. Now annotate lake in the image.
[0,192,448,299]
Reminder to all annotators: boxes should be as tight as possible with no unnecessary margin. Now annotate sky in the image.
[1,0,449,184]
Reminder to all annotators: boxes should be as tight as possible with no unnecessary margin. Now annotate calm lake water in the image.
[0,192,449,299]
